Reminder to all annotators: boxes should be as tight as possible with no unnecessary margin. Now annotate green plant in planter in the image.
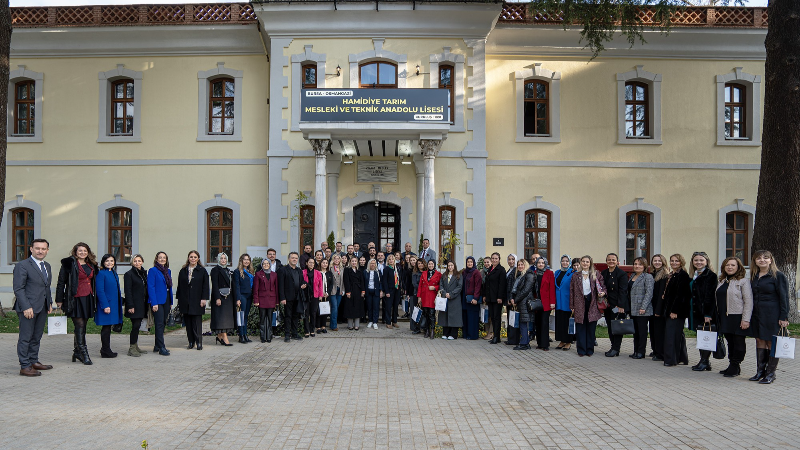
[439,231,462,268]
[327,231,335,251]
[418,233,424,254]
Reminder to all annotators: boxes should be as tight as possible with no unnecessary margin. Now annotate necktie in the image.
[423,250,427,259]
[40,261,48,279]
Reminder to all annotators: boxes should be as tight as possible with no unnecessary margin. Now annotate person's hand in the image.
[704,317,711,323]
[740,320,750,330]
[510,299,515,306]
[618,307,625,313]
[471,300,477,305]
[429,286,435,291]
[56,302,62,309]
[551,304,555,309]
[281,300,286,305]
[23,307,34,319]
[128,308,135,314]
[104,307,111,314]
[361,291,365,296]
[254,302,259,307]
[779,320,789,328]
[301,284,307,289]
[152,305,159,312]
[445,293,450,299]
[237,300,241,307]
[497,298,502,304]
[654,314,660,317]
[670,313,677,319]
[47,306,52,314]
[639,309,645,315]
[347,293,351,298]
[216,299,221,306]
[200,300,207,308]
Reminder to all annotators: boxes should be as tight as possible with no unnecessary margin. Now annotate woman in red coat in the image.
[533,257,556,350]
[253,259,279,343]
[417,259,442,339]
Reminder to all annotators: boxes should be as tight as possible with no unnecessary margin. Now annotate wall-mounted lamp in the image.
[400,155,411,165]
[415,65,429,76]
[326,65,342,77]
[343,155,354,164]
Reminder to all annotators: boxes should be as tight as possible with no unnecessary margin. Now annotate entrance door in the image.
[353,202,400,252]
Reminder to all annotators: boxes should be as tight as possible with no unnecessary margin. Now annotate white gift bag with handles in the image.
[411,306,422,323]
[318,301,331,315]
[47,314,67,336]
[696,328,717,351]
[434,296,447,312]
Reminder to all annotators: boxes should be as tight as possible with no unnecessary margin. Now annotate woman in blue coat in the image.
[95,254,124,358]
[147,251,173,356]
[553,255,575,351]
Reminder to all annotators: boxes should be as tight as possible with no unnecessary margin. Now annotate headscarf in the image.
[463,256,477,279]
[506,254,517,276]
[154,262,172,289]
[533,256,549,276]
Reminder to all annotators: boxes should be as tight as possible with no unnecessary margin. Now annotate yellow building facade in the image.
[1,2,770,300]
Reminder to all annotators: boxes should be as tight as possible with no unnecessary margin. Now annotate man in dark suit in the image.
[13,238,54,377]
[279,252,303,342]
[401,242,416,261]
[353,243,362,258]
[419,239,437,265]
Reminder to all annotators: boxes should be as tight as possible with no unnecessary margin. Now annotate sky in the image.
[10,0,770,7]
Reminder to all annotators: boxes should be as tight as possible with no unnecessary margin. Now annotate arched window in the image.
[624,81,649,138]
[524,209,550,261]
[299,205,315,251]
[724,83,746,139]
[726,211,749,262]
[11,208,34,262]
[524,80,549,136]
[207,207,233,264]
[439,64,454,124]
[302,64,317,89]
[108,207,132,264]
[209,78,235,134]
[625,210,651,263]
[111,79,134,136]
[14,80,35,136]
[439,206,455,263]
[359,62,397,88]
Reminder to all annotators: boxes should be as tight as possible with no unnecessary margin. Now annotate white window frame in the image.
[8,65,43,143]
[348,38,407,88]
[97,194,139,272]
[515,63,561,143]
[98,64,142,143]
[198,194,240,265]
[291,45,327,132]
[429,47,466,132]
[618,198,662,265]
[617,65,662,145]
[718,199,756,267]
[0,195,43,273]
[516,196,561,261]
[197,62,243,142]
[716,67,761,147]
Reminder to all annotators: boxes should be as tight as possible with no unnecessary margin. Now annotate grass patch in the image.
[0,311,210,335]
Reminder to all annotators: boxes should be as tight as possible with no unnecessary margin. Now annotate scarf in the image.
[263,265,271,280]
[427,269,435,280]
[155,262,172,289]
[462,256,477,280]
[533,256,548,276]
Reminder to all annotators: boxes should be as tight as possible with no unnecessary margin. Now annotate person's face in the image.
[516,260,525,272]
[30,242,49,260]
[289,254,298,266]
[132,256,143,269]
[537,260,546,270]
[267,251,276,262]
[386,244,393,251]
[447,262,455,272]
[572,262,580,271]
[423,240,430,249]
[561,257,570,269]
[580,258,591,271]
[321,242,328,250]
[306,258,315,270]
[347,245,353,253]
[325,249,332,258]
[387,255,395,265]
[405,243,412,252]
[321,259,329,270]
[219,254,228,266]
[76,246,88,260]
[368,242,375,249]
[242,256,250,267]
[359,257,366,266]
[336,243,342,251]
[507,255,515,267]
[377,253,385,262]
[409,256,417,267]
[157,253,167,265]
[670,256,681,271]
[466,258,474,269]
[262,260,270,270]
[755,254,771,269]
[606,254,618,269]
[333,255,341,266]
[189,253,199,266]
[724,259,739,275]
[369,260,377,270]
[692,255,706,270]
[315,251,323,261]
[351,258,359,269]
[491,254,500,266]
[304,245,312,255]
[104,257,115,269]
[652,256,663,270]
[354,244,360,251]
[530,254,540,266]
[633,260,644,274]
[483,258,491,268]
[427,260,435,270]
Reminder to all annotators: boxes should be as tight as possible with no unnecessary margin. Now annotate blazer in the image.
[651,273,670,316]
[176,265,210,316]
[146,267,173,306]
[439,272,463,299]
[601,266,630,311]
[55,256,99,313]
[329,264,345,295]
[553,268,573,312]
[482,264,507,304]
[463,268,482,301]
[417,270,442,308]
[381,265,400,297]
[13,257,53,313]
[363,269,383,291]
[717,277,753,323]
[419,248,436,264]
[123,267,148,319]
[569,272,606,324]
[629,272,655,316]
[537,270,556,312]
[663,270,691,319]
[253,269,279,309]
[279,265,303,303]
[95,269,123,326]
[302,269,324,298]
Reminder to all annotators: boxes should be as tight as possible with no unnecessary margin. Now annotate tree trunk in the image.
[0,3,10,316]
[752,0,800,322]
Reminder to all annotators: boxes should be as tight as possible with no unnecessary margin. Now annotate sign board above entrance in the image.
[357,161,398,183]
[300,88,449,123]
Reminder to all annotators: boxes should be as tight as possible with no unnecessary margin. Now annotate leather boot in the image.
[723,361,741,377]
[135,344,148,354]
[759,356,779,384]
[749,348,769,381]
[76,328,93,366]
[127,345,142,357]
[692,350,711,371]
[423,329,429,338]
[71,333,81,362]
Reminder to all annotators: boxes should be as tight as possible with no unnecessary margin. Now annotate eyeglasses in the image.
[692,252,708,257]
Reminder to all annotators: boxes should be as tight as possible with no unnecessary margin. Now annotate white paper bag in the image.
[401,297,409,314]
[47,315,67,336]
[139,318,149,332]
[508,311,520,328]
[480,306,489,324]
[271,310,279,327]
[696,329,717,351]
[773,335,795,359]
[412,306,422,323]
[549,314,556,331]
[435,296,447,312]
[318,301,331,315]
[236,310,245,326]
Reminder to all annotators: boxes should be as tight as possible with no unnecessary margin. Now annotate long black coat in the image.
[210,265,236,331]
[663,270,691,319]
[123,267,148,319]
[751,271,790,340]
[651,275,668,316]
[279,265,303,303]
[482,264,507,304]
[55,256,99,315]
[691,268,717,329]
[602,267,630,311]
[176,265,210,316]
[342,267,365,319]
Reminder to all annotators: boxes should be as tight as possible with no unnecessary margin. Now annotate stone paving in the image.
[0,326,797,449]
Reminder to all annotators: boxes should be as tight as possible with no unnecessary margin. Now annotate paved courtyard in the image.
[0,327,797,449]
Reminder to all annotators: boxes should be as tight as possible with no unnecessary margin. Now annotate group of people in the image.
[12,238,790,386]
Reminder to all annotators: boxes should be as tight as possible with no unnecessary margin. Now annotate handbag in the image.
[568,315,576,335]
[529,298,543,313]
[609,314,634,335]
[219,270,232,298]
[771,327,796,359]
[418,311,429,330]
[713,333,727,359]
[111,323,123,333]
[236,307,246,326]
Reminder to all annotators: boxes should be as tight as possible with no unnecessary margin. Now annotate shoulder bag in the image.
[218,269,232,298]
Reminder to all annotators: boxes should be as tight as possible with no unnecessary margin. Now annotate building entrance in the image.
[353,202,400,252]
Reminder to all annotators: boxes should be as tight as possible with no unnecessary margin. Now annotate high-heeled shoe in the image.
[216,337,233,347]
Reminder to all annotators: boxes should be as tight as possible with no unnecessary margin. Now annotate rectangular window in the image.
[111,79,134,136]
[726,212,749,262]
[14,80,35,136]
[108,208,133,264]
[624,81,649,138]
[439,206,455,263]
[359,62,397,88]
[302,64,317,89]
[524,209,550,262]
[625,211,651,264]
[724,83,746,139]
[11,208,34,263]
[209,78,235,135]
[208,207,233,263]
[523,80,548,136]
[439,65,454,125]
[299,205,315,252]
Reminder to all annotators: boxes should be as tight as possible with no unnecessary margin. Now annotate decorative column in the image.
[326,155,342,240]
[414,157,425,245]
[419,139,443,255]
[310,139,330,250]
